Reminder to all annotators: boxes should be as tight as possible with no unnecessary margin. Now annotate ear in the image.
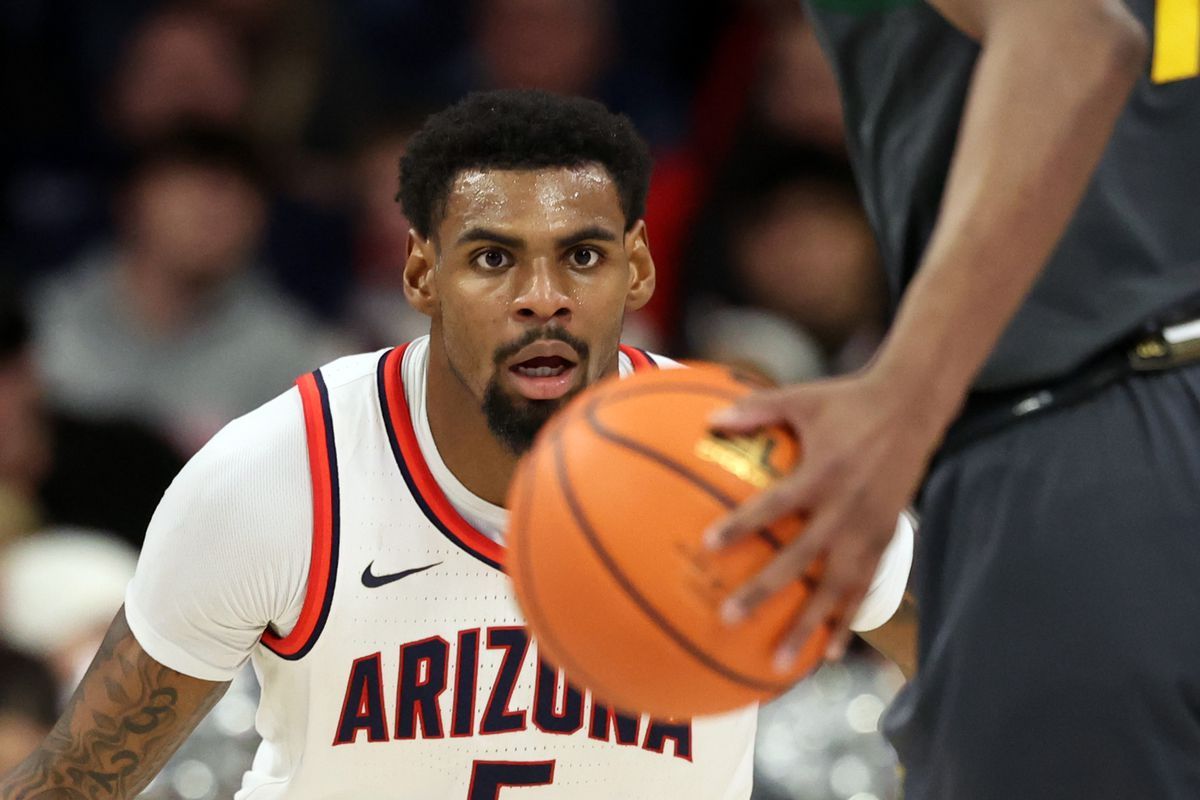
[623,219,656,312]
[403,229,438,317]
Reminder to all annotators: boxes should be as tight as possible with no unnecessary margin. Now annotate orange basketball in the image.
[506,362,829,719]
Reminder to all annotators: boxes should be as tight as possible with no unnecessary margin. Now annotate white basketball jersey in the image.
[238,342,758,799]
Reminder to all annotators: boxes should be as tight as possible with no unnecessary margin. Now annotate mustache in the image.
[493,327,590,366]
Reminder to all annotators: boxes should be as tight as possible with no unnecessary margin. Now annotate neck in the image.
[425,335,520,508]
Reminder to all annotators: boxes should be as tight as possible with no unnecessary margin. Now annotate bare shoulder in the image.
[0,608,228,800]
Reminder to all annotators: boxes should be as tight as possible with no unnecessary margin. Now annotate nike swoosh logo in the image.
[361,561,442,588]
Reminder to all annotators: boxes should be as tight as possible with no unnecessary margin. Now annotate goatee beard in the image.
[483,326,591,455]
[482,379,573,455]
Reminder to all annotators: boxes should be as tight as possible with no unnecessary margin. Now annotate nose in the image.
[513,259,573,324]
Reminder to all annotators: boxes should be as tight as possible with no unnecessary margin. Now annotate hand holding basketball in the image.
[507,364,831,719]
[703,368,943,666]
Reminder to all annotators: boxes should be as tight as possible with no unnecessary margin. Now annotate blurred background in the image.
[0,0,897,797]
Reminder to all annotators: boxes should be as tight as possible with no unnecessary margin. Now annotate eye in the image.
[472,249,512,270]
[569,247,602,268]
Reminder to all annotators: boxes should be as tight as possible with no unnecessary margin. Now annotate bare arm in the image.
[0,607,229,800]
[858,593,917,680]
[874,0,1149,423]
[709,0,1149,668]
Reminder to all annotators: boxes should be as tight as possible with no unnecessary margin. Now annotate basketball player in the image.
[707,1,1200,797]
[0,90,913,800]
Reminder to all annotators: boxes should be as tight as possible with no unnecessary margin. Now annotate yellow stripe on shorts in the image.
[1153,0,1200,83]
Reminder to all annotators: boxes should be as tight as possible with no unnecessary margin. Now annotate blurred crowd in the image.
[0,1,895,798]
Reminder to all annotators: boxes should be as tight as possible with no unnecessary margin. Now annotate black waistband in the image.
[941,308,1200,455]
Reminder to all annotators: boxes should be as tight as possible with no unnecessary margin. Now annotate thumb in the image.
[708,389,791,433]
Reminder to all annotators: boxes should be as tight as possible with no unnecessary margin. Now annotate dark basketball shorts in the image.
[883,360,1200,799]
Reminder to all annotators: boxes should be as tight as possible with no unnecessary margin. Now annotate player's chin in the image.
[503,362,583,401]
[484,385,576,456]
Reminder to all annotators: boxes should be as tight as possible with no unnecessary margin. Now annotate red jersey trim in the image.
[262,370,340,658]
[619,345,659,372]
[378,345,506,571]
[375,342,659,573]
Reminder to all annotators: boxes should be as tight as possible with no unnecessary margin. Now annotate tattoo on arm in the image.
[0,607,230,800]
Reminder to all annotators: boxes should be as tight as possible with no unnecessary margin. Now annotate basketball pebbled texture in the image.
[507,364,829,719]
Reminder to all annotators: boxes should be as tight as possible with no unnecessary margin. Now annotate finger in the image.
[708,389,792,433]
[762,509,876,665]
[823,625,854,664]
[823,581,869,664]
[703,471,812,552]
[773,588,845,674]
[777,565,872,671]
[719,525,828,624]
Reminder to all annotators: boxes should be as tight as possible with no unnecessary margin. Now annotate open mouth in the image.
[512,355,573,379]
[506,345,581,401]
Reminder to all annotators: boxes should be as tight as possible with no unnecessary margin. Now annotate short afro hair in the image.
[398,89,653,238]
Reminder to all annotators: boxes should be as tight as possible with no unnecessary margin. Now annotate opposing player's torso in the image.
[239,342,757,799]
[806,0,1200,390]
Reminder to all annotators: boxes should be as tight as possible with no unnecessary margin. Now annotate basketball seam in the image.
[589,393,736,498]
[512,446,632,708]
[585,395,788,555]
[551,429,793,694]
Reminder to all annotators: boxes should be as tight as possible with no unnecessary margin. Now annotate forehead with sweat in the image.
[435,164,622,240]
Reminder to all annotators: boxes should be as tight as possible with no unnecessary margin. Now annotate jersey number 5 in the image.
[1153,0,1200,82]
[468,760,556,799]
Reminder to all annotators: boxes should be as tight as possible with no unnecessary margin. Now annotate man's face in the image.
[476,0,612,96]
[113,11,248,142]
[126,162,265,286]
[407,165,653,453]
[736,182,883,351]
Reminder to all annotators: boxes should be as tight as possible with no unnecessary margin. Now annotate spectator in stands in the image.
[0,644,58,775]
[342,120,429,348]
[199,0,373,163]
[0,2,243,278]
[0,529,137,695]
[441,0,685,147]
[104,3,359,319]
[754,8,845,154]
[31,126,350,454]
[0,288,181,550]
[0,294,48,546]
[730,159,884,371]
[106,4,250,148]
[683,147,886,377]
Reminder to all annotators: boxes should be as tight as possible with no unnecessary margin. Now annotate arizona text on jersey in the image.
[241,340,756,799]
